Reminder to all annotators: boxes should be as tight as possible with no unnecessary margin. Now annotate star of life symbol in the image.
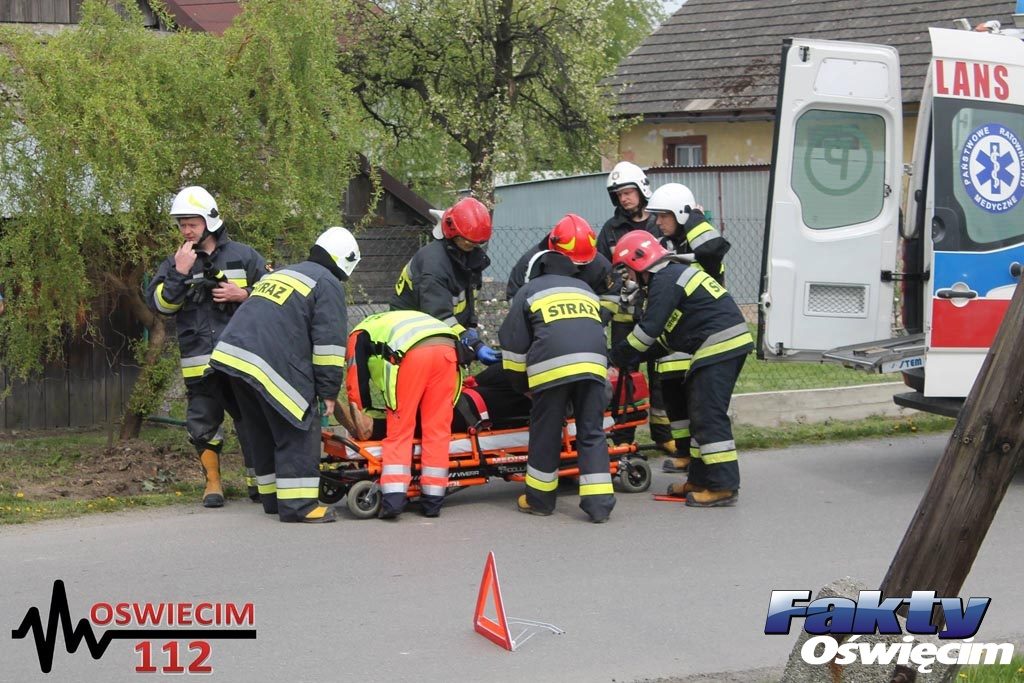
[961,123,1024,214]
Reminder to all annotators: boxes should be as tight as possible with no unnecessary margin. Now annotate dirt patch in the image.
[1,429,245,501]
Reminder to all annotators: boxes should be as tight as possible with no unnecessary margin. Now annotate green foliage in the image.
[0,0,363,377]
[344,0,664,202]
[126,337,178,416]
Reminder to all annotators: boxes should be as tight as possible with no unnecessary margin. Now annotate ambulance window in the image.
[791,109,887,230]
[948,107,1024,244]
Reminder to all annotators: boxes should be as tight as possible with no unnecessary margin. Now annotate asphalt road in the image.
[2,432,1022,683]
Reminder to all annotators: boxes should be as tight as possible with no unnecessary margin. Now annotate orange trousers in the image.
[380,344,458,511]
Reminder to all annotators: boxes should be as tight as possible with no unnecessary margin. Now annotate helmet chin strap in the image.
[192,228,214,253]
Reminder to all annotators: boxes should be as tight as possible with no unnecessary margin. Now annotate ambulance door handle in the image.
[1010,262,1022,278]
[935,288,977,300]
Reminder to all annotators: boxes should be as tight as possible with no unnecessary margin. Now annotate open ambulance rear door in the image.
[758,38,904,365]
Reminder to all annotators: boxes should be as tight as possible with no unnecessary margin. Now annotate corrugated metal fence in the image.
[490,166,768,307]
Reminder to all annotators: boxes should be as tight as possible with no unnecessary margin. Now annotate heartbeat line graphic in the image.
[12,580,257,674]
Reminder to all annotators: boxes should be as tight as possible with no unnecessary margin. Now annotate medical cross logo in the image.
[961,123,1024,214]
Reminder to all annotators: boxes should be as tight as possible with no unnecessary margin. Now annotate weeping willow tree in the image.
[0,0,363,438]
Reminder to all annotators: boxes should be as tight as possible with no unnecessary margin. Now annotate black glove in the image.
[610,340,638,369]
[458,329,483,366]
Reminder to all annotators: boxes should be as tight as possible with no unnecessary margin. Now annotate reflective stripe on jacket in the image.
[626,261,752,372]
[660,210,729,286]
[209,261,347,428]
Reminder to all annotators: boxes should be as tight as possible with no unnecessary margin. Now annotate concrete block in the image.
[731,384,914,428]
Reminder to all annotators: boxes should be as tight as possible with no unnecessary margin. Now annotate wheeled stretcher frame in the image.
[319,399,652,519]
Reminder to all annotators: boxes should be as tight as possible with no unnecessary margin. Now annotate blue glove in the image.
[460,329,481,348]
[476,344,501,365]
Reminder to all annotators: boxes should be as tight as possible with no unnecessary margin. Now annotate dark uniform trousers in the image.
[659,375,690,456]
[672,355,745,492]
[185,374,231,453]
[527,379,616,520]
[186,373,257,489]
[228,376,322,522]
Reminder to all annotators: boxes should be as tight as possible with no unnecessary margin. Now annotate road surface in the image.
[2,433,1021,682]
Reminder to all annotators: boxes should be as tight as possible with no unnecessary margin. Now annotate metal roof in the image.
[607,0,1016,118]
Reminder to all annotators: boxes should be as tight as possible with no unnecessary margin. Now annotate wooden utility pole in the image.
[881,278,1024,601]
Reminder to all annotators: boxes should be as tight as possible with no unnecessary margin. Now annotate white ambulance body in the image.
[758,14,1024,417]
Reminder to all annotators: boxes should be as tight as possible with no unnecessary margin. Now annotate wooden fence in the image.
[0,297,142,431]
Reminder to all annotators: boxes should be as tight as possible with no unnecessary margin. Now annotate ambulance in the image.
[758,5,1024,417]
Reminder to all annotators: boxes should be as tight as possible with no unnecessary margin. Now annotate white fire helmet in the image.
[169,186,223,232]
[606,161,653,207]
[315,227,361,277]
[646,183,697,224]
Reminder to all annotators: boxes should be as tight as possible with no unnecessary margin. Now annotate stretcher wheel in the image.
[319,477,346,505]
[616,457,651,493]
[347,479,381,519]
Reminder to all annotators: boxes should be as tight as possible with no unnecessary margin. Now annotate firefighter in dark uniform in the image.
[506,217,618,321]
[647,183,731,475]
[209,227,359,523]
[499,237,615,523]
[391,196,500,366]
[610,231,752,508]
[336,311,461,519]
[146,186,267,508]
[598,162,674,451]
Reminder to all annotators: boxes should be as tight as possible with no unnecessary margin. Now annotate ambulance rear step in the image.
[892,391,962,418]
[821,333,926,373]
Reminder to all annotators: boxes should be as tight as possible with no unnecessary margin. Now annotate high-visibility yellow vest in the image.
[351,311,462,410]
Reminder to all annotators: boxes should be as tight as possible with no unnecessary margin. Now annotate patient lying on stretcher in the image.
[334,364,646,442]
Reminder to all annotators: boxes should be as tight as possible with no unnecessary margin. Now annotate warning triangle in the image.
[473,551,513,650]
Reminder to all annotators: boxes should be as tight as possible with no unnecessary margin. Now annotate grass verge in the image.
[1,413,956,525]
[957,656,1024,681]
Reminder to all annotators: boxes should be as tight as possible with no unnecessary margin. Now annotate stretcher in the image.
[318,370,652,519]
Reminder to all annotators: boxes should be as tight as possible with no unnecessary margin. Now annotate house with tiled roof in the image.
[0,0,238,34]
[606,0,1015,168]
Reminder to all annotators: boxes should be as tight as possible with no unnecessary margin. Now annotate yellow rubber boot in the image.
[199,449,225,508]
[657,440,677,454]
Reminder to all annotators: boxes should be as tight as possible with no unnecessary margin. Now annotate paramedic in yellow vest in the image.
[499,225,616,524]
[646,183,731,475]
[338,310,461,519]
[146,186,267,508]
[209,227,358,524]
